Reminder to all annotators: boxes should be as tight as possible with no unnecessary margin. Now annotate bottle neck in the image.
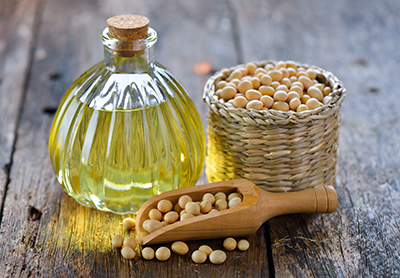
[103,46,155,73]
[101,27,157,73]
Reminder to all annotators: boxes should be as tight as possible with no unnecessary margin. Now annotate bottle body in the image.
[49,35,205,213]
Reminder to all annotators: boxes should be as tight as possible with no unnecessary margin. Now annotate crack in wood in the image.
[42,107,58,115]
[263,222,276,278]
[271,235,334,249]
[0,164,12,229]
[226,0,244,64]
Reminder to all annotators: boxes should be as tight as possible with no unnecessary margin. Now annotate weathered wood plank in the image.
[232,0,400,276]
[0,0,270,277]
[3,0,399,277]
[0,0,39,222]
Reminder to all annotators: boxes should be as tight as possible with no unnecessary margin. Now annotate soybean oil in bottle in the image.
[48,15,205,214]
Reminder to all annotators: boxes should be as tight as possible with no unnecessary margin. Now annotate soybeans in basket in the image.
[214,61,333,112]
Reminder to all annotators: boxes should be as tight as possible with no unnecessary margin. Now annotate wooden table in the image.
[1,0,399,277]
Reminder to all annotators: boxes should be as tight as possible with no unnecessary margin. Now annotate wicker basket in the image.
[204,60,346,192]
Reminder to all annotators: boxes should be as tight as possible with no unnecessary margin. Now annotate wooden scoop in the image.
[136,179,338,245]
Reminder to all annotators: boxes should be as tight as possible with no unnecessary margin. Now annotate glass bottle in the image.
[48,15,205,214]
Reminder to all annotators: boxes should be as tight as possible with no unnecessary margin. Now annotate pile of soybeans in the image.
[215,60,332,112]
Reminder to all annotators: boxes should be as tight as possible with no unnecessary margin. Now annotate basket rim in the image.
[204,60,346,124]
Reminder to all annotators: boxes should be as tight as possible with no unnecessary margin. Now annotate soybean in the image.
[307,86,323,101]
[290,86,303,97]
[156,246,171,261]
[228,197,242,208]
[174,202,182,213]
[265,64,275,71]
[123,237,137,250]
[246,100,263,110]
[272,101,290,111]
[216,81,226,90]
[171,241,189,255]
[323,86,332,96]
[180,213,194,221]
[289,98,302,111]
[288,67,297,76]
[192,250,207,264]
[111,234,124,248]
[298,76,313,90]
[269,70,283,82]
[202,193,216,205]
[223,237,237,251]
[238,239,250,251]
[164,211,179,224]
[250,77,261,89]
[301,94,311,104]
[297,104,309,112]
[229,69,242,80]
[260,74,272,86]
[276,84,288,92]
[245,62,257,75]
[255,67,268,75]
[231,79,240,85]
[273,91,288,102]
[314,83,325,91]
[122,218,136,230]
[291,81,304,90]
[281,77,291,88]
[142,219,151,231]
[157,199,173,213]
[245,89,262,100]
[214,192,226,201]
[121,247,136,260]
[287,91,300,102]
[228,192,242,201]
[209,250,227,264]
[275,61,286,69]
[280,68,289,78]
[215,199,228,211]
[200,200,212,214]
[271,81,280,89]
[237,80,253,94]
[306,69,316,79]
[220,86,237,101]
[185,202,201,216]
[258,85,275,96]
[142,247,155,260]
[198,245,213,256]
[306,98,322,109]
[145,219,163,233]
[178,195,192,209]
[149,208,162,221]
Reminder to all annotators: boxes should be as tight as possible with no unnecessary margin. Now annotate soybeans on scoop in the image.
[136,179,338,245]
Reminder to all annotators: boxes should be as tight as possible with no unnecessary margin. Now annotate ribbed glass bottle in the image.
[48,17,205,214]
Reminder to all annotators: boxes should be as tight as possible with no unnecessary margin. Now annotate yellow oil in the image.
[49,91,205,213]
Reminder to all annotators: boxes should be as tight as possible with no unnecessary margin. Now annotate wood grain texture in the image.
[0,0,39,220]
[232,0,400,276]
[0,0,269,277]
[1,0,399,277]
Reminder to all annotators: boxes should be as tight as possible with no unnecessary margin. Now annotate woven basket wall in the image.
[204,61,346,192]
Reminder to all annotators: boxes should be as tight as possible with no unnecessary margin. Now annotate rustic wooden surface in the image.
[0,0,399,277]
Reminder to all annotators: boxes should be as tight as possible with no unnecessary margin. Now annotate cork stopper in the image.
[106,15,150,57]
[107,14,150,41]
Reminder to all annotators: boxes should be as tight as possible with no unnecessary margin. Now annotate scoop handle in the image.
[259,185,338,222]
